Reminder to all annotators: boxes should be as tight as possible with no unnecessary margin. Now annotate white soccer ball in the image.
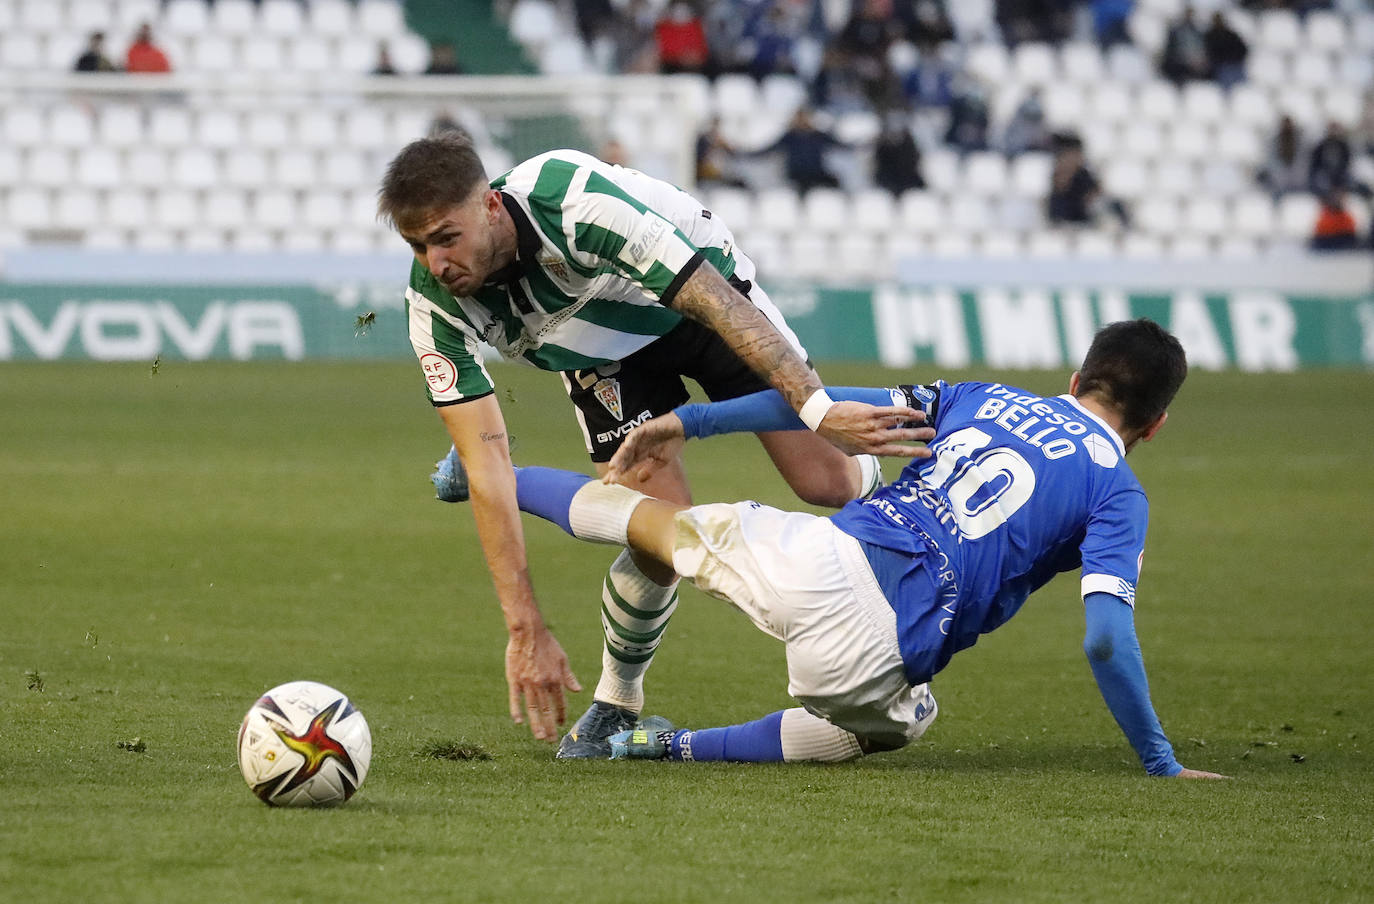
[236,680,372,807]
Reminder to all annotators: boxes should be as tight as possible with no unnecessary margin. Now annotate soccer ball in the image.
[236,680,372,807]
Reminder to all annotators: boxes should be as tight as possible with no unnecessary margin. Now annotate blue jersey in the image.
[831,381,1148,685]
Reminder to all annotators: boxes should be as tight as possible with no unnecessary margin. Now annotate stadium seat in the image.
[121,149,169,190]
[1152,159,1197,198]
[104,187,150,232]
[49,106,95,149]
[1167,122,1211,162]
[1136,82,1180,124]
[1127,10,1167,56]
[204,188,250,230]
[260,0,306,36]
[253,189,299,230]
[153,189,202,230]
[240,37,287,73]
[1322,87,1362,126]
[68,0,116,32]
[1199,161,1247,197]
[1217,235,1262,258]
[2,106,45,147]
[54,189,103,231]
[1012,43,1058,86]
[1290,54,1336,90]
[931,232,975,258]
[1120,121,1165,160]
[1225,192,1275,239]
[978,231,1023,258]
[1041,83,1085,129]
[292,109,342,150]
[947,0,995,42]
[246,111,292,149]
[963,152,1009,196]
[761,75,808,120]
[1105,44,1153,83]
[1305,11,1347,52]
[1246,50,1289,89]
[996,196,1043,232]
[949,195,993,232]
[1257,9,1303,52]
[1135,197,1182,236]
[1215,124,1263,166]
[1354,14,1374,52]
[1059,42,1104,85]
[116,0,161,32]
[134,229,179,252]
[922,148,960,193]
[1025,230,1071,258]
[1183,197,1228,238]
[713,75,761,120]
[17,0,62,34]
[308,0,358,38]
[187,34,236,72]
[26,149,73,188]
[9,187,54,230]
[149,108,194,149]
[0,146,18,183]
[1168,234,1211,259]
[1088,82,1133,125]
[1103,158,1149,200]
[273,149,318,190]
[1338,52,1374,88]
[171,148,219,189]
[210,0,257,35]
[96,105,144,148]
[1120,232,1165,258]
[1276,193,1319,240]
[0,33,44,70]
[508,0,559,53]
[83,228,129,250]
[802,187,849,235]
[1274,88,1322,133]
[1009,152,1052,199]
[224,149,271,189]
[898,190,945,235]
[702,186,752,235]
[389,32,433,74]
[964,42,1010,85]
[1080,121,1120,160]
[45,34,87,71]
[1072,230,1118,259]
[756,187,802,234]
[302,192,347,231]
[849,188,898,234]
[196,110,243,150]
[1181,82,1226,125]
[162,0,211,38]
[357,0,407,38]
[786,234,831,278]
[882,232,927,269]
[322,149,368,191]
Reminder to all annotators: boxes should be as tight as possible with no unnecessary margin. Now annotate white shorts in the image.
[671,502,936,748]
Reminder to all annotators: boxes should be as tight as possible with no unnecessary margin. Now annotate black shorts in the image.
[563,317,773,462]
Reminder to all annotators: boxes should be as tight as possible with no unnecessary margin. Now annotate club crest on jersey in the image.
[542,257,569,282]
[592,377,624,420]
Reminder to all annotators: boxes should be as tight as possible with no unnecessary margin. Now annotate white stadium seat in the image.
[171,148,219,189]
[196,110,243,150]
[204,188,250,230]
[949,195,994,232]
[1152,159,1197,198]
[224,149,271,189]
[1168,234,1211,259]
[149,108,194,149]
[292,109,342,150]
[1305,11,1347,52]
[713,74,760,119]
[357,0,407,38]
[1106,44,1152,83]
[246,111,292,149]
[1073,230,1118,259]
[273,149,318,190]
[26,149,73,188]
[702,187,753,235]
[1230,193,1278,239]
[1323,87,1363,127]
[1135,197,1182,236]
[261,0,307,36]
[1183,197,1228,238]
[1025,231,1071,259]
[211,0,257,35]
[508,0,559,52]
[1246,50,1289,89]
[1291,54,1336,90]
[964,42,1010,85]
[116,0,161,31]
[1257,9,1303,52]
[1104,158,1149,200]
[1354,14,1374,52]
[1121,232,1165,259]
[162,0,211,38]
[978,231,1023,259]
[1339,52,1374,88]
[849,188,898,234]
[125,149,170,188]
[1,33,44,70]
[1059,42,1104,85]
[898,190,946,235]
[755,187,802,233]
[1136,82,1180,123]
[302,192,347,230]
[1181,82,1226,125]
[69,0,116,32]
[922,148,960,193]
[1228,84,1276,130]
[996,196,1042,232]
[253,189,299,230]
[1088,82,1133,125]
[964,152,1009,196]
[931,232,975,259]
[802,187,849,234]
[153,189,201,230]
[1199,161,1246,196]
[49,106,96,148]
[1010,152,1052,198]
[76,147,122,188]
[9,187,54,230]
[190,34,237,72]
[241,37,287,73]
[96,105,143,148]
[1012,43,1058,86]
[309,0,358,38]
[55,190,103,231]
[18,0,63,33]
[322,150,368,190]
[1277,193,1319,240]
[3,106,45,147]
[105,188,150,231]
[1041,83,1085,129]
[1120,121,1165,160]
[1167,122,1211,162]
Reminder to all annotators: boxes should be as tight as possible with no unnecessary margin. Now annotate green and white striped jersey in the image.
[406,149,750,406]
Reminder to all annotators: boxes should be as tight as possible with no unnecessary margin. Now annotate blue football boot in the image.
[556,701,639,759]
[431,445,469,503]
[609,716,678,760]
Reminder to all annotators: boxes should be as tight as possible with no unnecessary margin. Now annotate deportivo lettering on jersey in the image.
[406,150,742,405]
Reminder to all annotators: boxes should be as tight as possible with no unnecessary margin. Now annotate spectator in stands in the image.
[1257,115,1307,198]
[754,107,845,193]
[572,0,617,49]
[812,47,876,114]
[607,0,660,73]
[900,39,957,110]
[1309,189,1360,252]
[695,117,748,189]
[944,77,991,154]
[425,42,464,75]
[373,43,398,76]
[74,31,117,72]
[1093,0,1134,50]
[654,2,712,76]
[1309,121,1358,198]
[1047,133,1128,227]
[1203,11,1248,89]
[125,22,171,73]
[898,0,956,47]
[873,111,926,196]
[1158,6,1209,85]
[741,1,811,80]
[996,0,1076,46]
[1003,89,1052,157]
[428,110,471,139]
[835,0,904,103]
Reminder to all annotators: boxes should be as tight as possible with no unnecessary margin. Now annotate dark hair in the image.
[1076,318,1188,431]
[377,134,488,229]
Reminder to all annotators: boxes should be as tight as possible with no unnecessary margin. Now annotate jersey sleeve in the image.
[404,264,496,407]
[553,168,706,306]
[1079,486,1149,607]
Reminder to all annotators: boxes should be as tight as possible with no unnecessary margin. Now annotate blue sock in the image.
[669,711,785,762]
[514,466,593,536]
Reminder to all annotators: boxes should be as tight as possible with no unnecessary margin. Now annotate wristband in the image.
[798,388,836,431]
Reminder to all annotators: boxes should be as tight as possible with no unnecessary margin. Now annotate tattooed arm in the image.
[668,261,926,456]
[438,394,580,742]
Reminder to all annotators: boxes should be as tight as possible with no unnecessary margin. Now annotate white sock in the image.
[856,454,884,499]
[568,481,646,545]
[593,549,679,714]
[779,708,863,763]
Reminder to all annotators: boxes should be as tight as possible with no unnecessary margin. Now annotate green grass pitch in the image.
[1,360,1371,903]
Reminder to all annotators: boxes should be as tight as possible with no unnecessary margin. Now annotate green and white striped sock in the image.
[593,549,679,714]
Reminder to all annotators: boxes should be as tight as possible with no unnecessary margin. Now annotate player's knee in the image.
[787,473,855,508]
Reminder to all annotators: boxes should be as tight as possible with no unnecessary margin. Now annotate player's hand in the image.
[1174,767,1230,779]
[604,412,686,485]
[818,401,935,458]
[504,625,581,742]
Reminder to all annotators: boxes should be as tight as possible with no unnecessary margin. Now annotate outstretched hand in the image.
[1175,767,1230,779]
[505,626,581,742]
[818,401,935,457]
[604,412,686,485]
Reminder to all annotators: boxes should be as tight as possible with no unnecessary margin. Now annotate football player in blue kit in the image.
[513,318,1227,777]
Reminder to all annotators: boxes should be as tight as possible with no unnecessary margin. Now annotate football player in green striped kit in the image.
[379,134,928,756]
